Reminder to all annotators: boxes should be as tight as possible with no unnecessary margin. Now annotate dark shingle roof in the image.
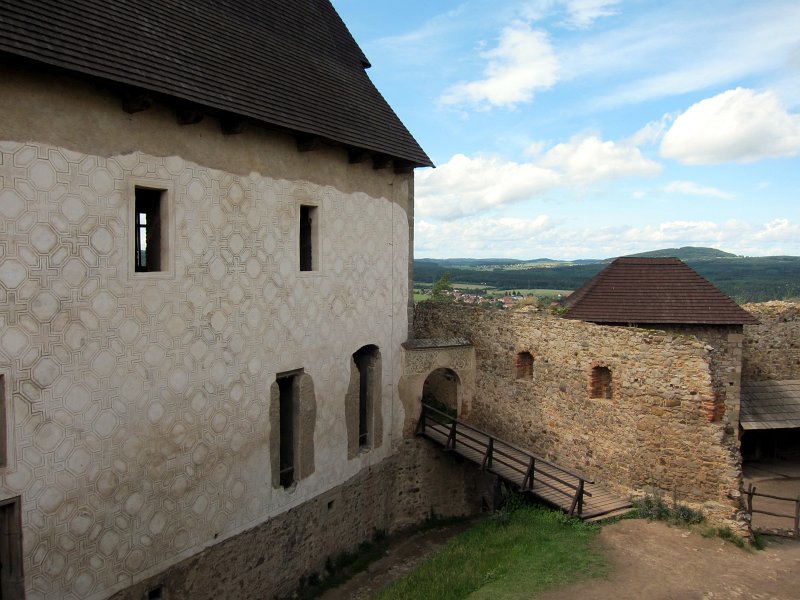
[0,0,432,167]
[741,380,800,430]
[562,257,758,325]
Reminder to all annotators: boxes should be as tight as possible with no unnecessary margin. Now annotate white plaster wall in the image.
[0,140,409,599]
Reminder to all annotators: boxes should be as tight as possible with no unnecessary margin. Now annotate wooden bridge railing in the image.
[417,403,594,517]
[742,484,800,537]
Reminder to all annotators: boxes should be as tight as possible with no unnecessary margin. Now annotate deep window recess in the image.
[299,204,318,271]
[135,187,164,272]
[278,374,297,488]
[354,346,380,449]
[147,586,164,600]
[515,351,534,380]
[590,366,613,399]
[0,375,6,467]
[0,497,24,600]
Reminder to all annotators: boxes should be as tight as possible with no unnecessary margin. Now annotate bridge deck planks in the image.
[421,419,631,520]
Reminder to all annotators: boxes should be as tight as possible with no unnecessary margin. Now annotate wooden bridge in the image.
[416,404,631,521]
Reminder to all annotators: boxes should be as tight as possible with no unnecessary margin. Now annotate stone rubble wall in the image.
[742,302,800,381]
[413,303,743,524]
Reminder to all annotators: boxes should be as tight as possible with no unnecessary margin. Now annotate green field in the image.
[376,506,607,600]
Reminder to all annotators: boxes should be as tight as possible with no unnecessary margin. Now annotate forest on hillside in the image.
[414,253,800,303]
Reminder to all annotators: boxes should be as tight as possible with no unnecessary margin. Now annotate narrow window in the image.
[515,351,534,380]
[278,374,297,488]
[135,187,165,272]
[590,366,613,399]
[354,346,380,449]
[0,497,24,599]
[346,346,382,458]
[0,375,6,467]
[299,204,318,271]
[270,370,316,488]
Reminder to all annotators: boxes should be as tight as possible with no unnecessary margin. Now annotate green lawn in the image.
[375,507,608,600]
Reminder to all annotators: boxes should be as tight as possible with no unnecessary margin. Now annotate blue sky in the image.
[331,0,800,260]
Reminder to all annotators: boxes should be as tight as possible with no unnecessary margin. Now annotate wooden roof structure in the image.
[0,0,432,169]
[741,380,800,430]
[562,257,758,325]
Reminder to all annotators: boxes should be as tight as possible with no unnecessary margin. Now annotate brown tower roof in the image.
[562,257,758,325]
[0,0,432,168]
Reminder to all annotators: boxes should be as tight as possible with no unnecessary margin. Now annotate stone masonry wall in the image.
[742,302,800,381]
[111,441,492,600]
[413,303,743,522]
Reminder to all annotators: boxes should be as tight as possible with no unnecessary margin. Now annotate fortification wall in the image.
[413,303,743,523]
[742,302,800,381]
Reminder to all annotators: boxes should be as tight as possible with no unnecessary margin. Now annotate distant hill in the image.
[625,247,737,260]
[414,247,800,303]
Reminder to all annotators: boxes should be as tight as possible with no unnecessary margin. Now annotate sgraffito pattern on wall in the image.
[0,140,408,600]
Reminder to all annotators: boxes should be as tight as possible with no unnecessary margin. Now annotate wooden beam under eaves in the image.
[176,107,204,125]
[348,149,370,164]
[296,135,321,152]
[122,90,152,114]
[220,117,246,135]
[372,154,391,170]
[393,160,414,175]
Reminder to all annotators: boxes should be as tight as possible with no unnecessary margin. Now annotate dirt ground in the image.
[743,458,800,533]
[323,519,800,600]
[537,520,800,600]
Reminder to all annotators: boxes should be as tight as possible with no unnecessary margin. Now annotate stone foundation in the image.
[111,439,493,600]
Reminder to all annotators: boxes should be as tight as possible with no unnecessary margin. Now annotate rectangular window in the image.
[0,497,24,599]
[299,204,318,272]
[278,374,297,488]
[0,375,6,467]
[135,187,164,272]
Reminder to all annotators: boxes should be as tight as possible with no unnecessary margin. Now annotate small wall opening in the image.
[422,368,459,418]
[277,374,297,488]
[590,365,613,399]
[134,187,166,272]
[0,374,6,467]
[515,351,534,380]
[346,345,383,458]
[0,497,23,599]
[270,370,316,489]
[299,204,318,271]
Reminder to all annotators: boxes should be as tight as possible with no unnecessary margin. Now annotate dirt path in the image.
[322,518,800,599]
[537,520,800,600]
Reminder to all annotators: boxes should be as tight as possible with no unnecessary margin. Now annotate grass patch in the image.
[374,506,607,600]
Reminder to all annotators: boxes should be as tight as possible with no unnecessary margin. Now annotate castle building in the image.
[0,2,442,597]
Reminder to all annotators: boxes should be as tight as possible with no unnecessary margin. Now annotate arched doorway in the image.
[422,367,460,419]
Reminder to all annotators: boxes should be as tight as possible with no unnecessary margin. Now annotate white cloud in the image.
[662,180,733,200]
[561,0,621,28]
[752,219,800,242]
[415,154,561,219]
[538,135,661,183]
[627,114,674,147]
[440,22,559,109]
[417,136,661,220]
[416,216,800,260]
[566,2,800,110]
[661,88,800,164]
